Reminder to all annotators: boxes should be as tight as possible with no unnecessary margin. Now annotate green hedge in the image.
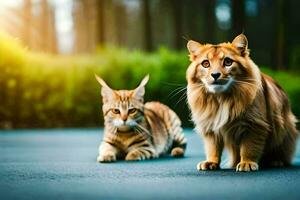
[0,32,299,128]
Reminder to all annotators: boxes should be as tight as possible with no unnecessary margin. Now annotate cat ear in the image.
[232,34,248,56]
[95,74,114,101]
[187,40,202,61]
[134,74,149,99]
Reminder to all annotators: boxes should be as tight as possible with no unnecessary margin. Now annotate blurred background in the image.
[0,0,299,129]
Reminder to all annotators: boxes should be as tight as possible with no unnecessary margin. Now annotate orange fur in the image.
[186,34,298,172]
[95,75,187,162]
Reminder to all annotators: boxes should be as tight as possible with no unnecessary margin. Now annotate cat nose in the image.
[121,115,128,122]
[211,72,221,80]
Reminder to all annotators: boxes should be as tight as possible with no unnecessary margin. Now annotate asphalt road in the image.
[0,129,300,200]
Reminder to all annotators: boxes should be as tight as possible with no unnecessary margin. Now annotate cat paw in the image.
[236,161,258,172]
[97,153,116,163]
[197,161,219,171]
[171,147,184,157]
[125,150,146,161]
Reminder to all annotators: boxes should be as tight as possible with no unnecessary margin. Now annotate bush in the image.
[0,32,299,128]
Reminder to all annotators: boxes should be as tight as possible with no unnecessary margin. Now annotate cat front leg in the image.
[197,134,223,171]
[236,131,267,172]
[125,146,157,161]
[97,141,118,163]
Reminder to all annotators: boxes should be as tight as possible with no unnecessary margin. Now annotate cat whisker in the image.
[161,82,186,86]
[134,126,150,139]
[167,86,186,96]
[236,78,259,83]
[174,90,187,108]
[134,116,144,123]
[135,123,153,138]
[167,86,187,101]
[234,80,257,87]
[238,78,258,81]
[134,126,146,137]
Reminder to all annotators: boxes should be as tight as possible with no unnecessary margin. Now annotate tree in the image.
[203,0,216,42]
[231,0,245,37]
[141,0,152,51]
[272,0,290,70]
[114,1,127,46]
[171,0,183,50]
[40,0,57,53]
[23,0,32,47]
[97,0,105,45]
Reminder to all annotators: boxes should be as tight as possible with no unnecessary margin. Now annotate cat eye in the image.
[128,108,137,114]
[201,60,210,68]
[111,109,120,114]
[224,57,233,67]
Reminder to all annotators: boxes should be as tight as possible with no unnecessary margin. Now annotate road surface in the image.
[0,129,300,200]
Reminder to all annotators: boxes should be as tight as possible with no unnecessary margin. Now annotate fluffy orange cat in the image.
[186,34,298,172]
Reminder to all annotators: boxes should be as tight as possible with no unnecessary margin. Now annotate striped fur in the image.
[95,75,187,162]
[186,34,298,172]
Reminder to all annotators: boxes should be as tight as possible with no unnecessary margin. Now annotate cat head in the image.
[95,75,149,132]
[186,34,260,94]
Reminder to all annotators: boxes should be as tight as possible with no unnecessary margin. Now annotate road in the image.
[0,129,300,200]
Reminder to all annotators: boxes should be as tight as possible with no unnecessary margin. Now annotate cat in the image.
[95,74,187,162]
[186,34,298,172]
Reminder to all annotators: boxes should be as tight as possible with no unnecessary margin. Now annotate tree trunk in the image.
[41,0,49,52]
[114,2,127,46]
[23,0,32,47]
[171,0,183,50]
[97,0,105,45]
[231,0,245,38]
[272,0,289,70]
[141,0,152,51]
[203,0,216,42]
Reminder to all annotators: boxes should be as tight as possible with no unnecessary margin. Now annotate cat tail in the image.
[167,109,187,157]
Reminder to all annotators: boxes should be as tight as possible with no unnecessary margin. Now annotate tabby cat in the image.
[95,75,187,162]
[186,34,298,172]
